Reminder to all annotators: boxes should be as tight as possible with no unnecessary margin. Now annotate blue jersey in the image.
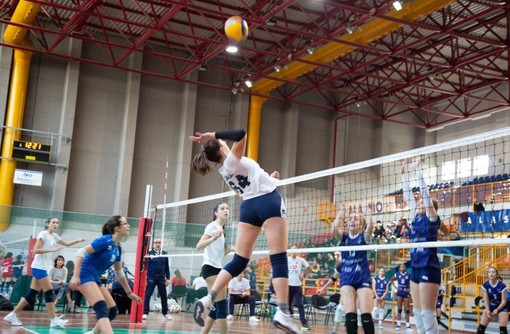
[81,234,122,280]
[395,271,410,291]
[374,276,388,297]
[409,215,440,269]
[482,280,508,312]
[339,233,371,289]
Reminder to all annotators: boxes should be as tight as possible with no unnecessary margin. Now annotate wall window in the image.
[473,155,489,176]
[457,158,471,178]
[441,155,489,182]
[442,161,456,181]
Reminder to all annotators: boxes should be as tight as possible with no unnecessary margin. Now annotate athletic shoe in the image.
[142,314,148,320]
[226,314,233,320]
[75,307,81,313]
[3,312,22,326]
[164,314,172,320]
[193,295,213,327]
[272,308,299,334]
[378,322,383,329]
[301,324,311,331]
[406,326,413,332]
[249,316,260,323]
[331,330,337,334]
[84,331,94,334]
[50,316,68,328]
[68,300,75,310]
[395,325,401,331]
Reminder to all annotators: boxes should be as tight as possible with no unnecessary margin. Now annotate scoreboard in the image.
[12,140,51,163]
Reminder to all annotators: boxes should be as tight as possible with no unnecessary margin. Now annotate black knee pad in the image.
[405,308,410,315]
[270,252,289,278]
[345,312,358,334]
[216,299,228,319]
[361,313,375,334]
[477,324,487,334]
[44,290,54,303]
[93,300,109,320]
[109,306,118,321]
[500,327,508,334]
[223,254,250,278]
[398,308,402,314]
[24,289,38,304]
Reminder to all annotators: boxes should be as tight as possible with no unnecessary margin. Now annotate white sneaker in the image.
[50,316,69,328]
[378,322,383,329]
[84,331,94,334]
[249,316,260,323]
[226,314,233,320]
[3,312,22,326]
[395,325,401,331]
[272,308,299,334]
[142,314,148,320]
[193,295,213,327]
[164,314,172,320]
[406,326,413,332]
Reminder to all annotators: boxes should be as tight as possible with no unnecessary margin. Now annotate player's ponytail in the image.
[191,140,222,176]
[103,215,123,235]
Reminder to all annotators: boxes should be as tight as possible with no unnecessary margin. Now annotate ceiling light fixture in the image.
[346,25,355,34]
[393,0,403,11]
[274,64,281,72]
[266,16,277,27]
[306,40,315,55]
[243,74,253,88]
[226,44,238,53]
[198,64,208,71]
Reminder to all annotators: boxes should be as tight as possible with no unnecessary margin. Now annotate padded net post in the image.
[130,217,152,323]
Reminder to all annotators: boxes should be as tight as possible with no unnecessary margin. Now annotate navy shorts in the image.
[240,189,287,227]
[410,267,441,284]
[340,275,372,290]
[200,265,221,279]
[397,289,410,298]
[489,304,508,313]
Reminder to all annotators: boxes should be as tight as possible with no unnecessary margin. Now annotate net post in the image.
[130,217,152,323]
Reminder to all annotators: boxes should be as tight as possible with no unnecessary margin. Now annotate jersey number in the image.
[228,175,251,194]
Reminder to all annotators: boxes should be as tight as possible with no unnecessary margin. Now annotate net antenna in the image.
[161,157,170,251]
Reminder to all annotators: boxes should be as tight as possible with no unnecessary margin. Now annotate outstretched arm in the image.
[401,160,416,213]
[363,203,374,241]
[332,204,346,238]
[414,157,438,221]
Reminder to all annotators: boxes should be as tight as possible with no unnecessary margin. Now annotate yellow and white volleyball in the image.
[224,16,249,42]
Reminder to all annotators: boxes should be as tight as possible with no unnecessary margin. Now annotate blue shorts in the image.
[340,275,372,290]
[410,267,441,284]
[240,189,286,227]
[489,304,508,313]
[31,268,48,280]
[397,289,410,298]
[80,272,104,286]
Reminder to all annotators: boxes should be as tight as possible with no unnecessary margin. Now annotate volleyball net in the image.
[148,127,510,287]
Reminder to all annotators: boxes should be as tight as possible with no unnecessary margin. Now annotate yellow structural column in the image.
[246,95,268,161]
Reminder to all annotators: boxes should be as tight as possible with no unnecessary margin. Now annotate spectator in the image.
[246,264,257,290]
[288,247,312,331]
[226,273,259,323]
[49,255,73,309]
[11,255,24,284]
[111,278,135,314]
[320,262,334,278]
[394,218,405,239]
[474,200,485,213]
[171,269,186,288]
[192,276,208,290]
[373,222,387,243]
[1,252,13,294]
[308,260,320,279]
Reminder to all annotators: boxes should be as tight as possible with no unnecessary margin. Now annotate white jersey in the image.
[228,277,251,295]
[192,276,208,290]
[202,220,225,269]
[219,154,277,200]
[288,256,309,286]
[32,230,61,271]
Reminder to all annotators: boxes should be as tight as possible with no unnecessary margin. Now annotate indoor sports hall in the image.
[0,1,509,334]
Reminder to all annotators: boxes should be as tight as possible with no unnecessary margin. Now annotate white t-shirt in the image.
[32,231,62,271]
[228,277,251,295]
[192,276,207,290]
[288,256,309,287]
[219,154,277,200]
[202,220,225,269]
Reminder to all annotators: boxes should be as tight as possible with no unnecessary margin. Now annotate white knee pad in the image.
[422,309,438,334]
[334,304,345,323]
[413,307,425,334]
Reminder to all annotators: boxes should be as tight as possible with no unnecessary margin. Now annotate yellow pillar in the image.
[246,95,267,161]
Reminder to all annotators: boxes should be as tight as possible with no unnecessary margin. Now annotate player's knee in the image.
[500,327,508,334]
[270,252,288,278]
[345,312,358,334]
[93,300,109,320]
[361,313,375,334]
[24,289,38,304]
[398,308,402,314]
[405,308,410,315]
[215,299,228,319]
[224,254,250,278]
[109,306,118,321]
[44,290,54,303]
[477,324,487,334]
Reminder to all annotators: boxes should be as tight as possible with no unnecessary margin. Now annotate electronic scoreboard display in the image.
[12,140,51,163]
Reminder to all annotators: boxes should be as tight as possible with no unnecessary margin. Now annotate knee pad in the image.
[413,308,424,334]
[223,254,250,278]
[500,327,508,334]
[44,290,54,303]
[109,306,118,321]
[398,308,402,314]
[24,289,38,304]
[334,304,344,323]
[361,313,375,334]
[93,300,109,320]
[215,299,228,319]
[422,309,438,334]
[405,308,410,315]
[270,252,288,278]
[345,312,358,334]
[477,324,487,334]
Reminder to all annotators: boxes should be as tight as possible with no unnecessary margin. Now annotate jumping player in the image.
[190,129,299,334]
[401,157,441,334]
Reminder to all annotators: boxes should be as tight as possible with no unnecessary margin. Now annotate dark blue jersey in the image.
[409,215,440,269]
[482,280,508,312]
[81,234,122,280]
[374,276,388,297]
[339,233,371,288]
[394,271,410,291]
[147,249,170,280]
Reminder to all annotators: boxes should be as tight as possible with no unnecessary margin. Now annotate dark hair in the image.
[5,252,12,258]
[54,255,65,268]
[191,140,223,176]
[102,215,123,235]
[45,217,58,230]
[212,202,228,221]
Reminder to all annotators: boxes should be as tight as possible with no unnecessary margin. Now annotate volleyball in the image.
[224,16,249,42]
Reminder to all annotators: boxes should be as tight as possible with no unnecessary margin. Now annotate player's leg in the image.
[80,282,114,334]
